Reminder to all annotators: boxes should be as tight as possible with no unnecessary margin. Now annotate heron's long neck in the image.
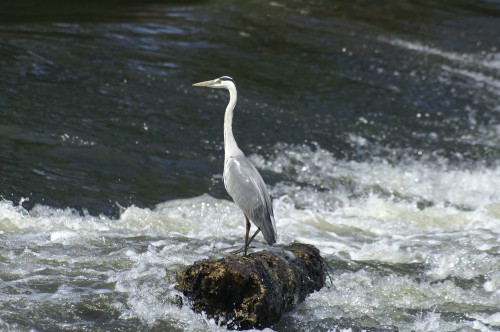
[224,85,239,163]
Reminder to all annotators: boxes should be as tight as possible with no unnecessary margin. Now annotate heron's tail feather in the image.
[261,215,277,245]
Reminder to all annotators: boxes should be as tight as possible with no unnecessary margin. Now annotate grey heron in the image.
[193,76,277,255]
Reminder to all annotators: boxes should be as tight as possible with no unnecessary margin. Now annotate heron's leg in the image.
[246,228,261,248]
[233,227,261,255]
[244,215,251,256]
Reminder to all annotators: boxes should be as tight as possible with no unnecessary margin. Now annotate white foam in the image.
[0,194,244,243]
[467,312,500,328]
[381,37,500,71]
[249,143,499,271]
[409,311,494,332]
[108,243,264,331]
[289,270,499,331]
[1,143,499,330]
[441,65,500,91]
[251,143,500,211]
[50,230,79,244]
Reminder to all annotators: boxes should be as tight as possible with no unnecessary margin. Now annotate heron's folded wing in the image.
[223,156,277,244]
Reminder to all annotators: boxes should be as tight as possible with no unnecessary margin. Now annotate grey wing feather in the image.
[223,155,277,244]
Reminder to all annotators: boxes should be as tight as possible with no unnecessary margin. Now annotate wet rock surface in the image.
[174,242,326,330]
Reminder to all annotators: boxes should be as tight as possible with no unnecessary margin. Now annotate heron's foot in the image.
[231,245,255,255]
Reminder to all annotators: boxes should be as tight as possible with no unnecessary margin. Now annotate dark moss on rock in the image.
[174,242,326,330]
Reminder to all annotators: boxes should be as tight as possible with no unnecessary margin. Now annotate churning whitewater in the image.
[1,143,498,331]
[1,0,499,330]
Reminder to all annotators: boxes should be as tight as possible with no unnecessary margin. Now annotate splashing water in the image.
[1,142,499,331]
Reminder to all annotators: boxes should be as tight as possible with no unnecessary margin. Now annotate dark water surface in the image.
[1,1,499,331]
[2,0,498,216]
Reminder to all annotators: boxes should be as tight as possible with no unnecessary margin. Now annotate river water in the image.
[1,0,499,331]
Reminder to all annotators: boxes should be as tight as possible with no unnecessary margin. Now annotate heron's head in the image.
[192,76,235,89]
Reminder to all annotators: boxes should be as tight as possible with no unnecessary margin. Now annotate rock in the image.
[174,242,326,330]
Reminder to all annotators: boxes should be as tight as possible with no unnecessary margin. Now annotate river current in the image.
[1,1,499,331]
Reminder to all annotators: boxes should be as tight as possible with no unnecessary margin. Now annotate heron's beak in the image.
[192,79,217,87]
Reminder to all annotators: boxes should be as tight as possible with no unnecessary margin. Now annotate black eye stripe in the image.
[219,76,234,82]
